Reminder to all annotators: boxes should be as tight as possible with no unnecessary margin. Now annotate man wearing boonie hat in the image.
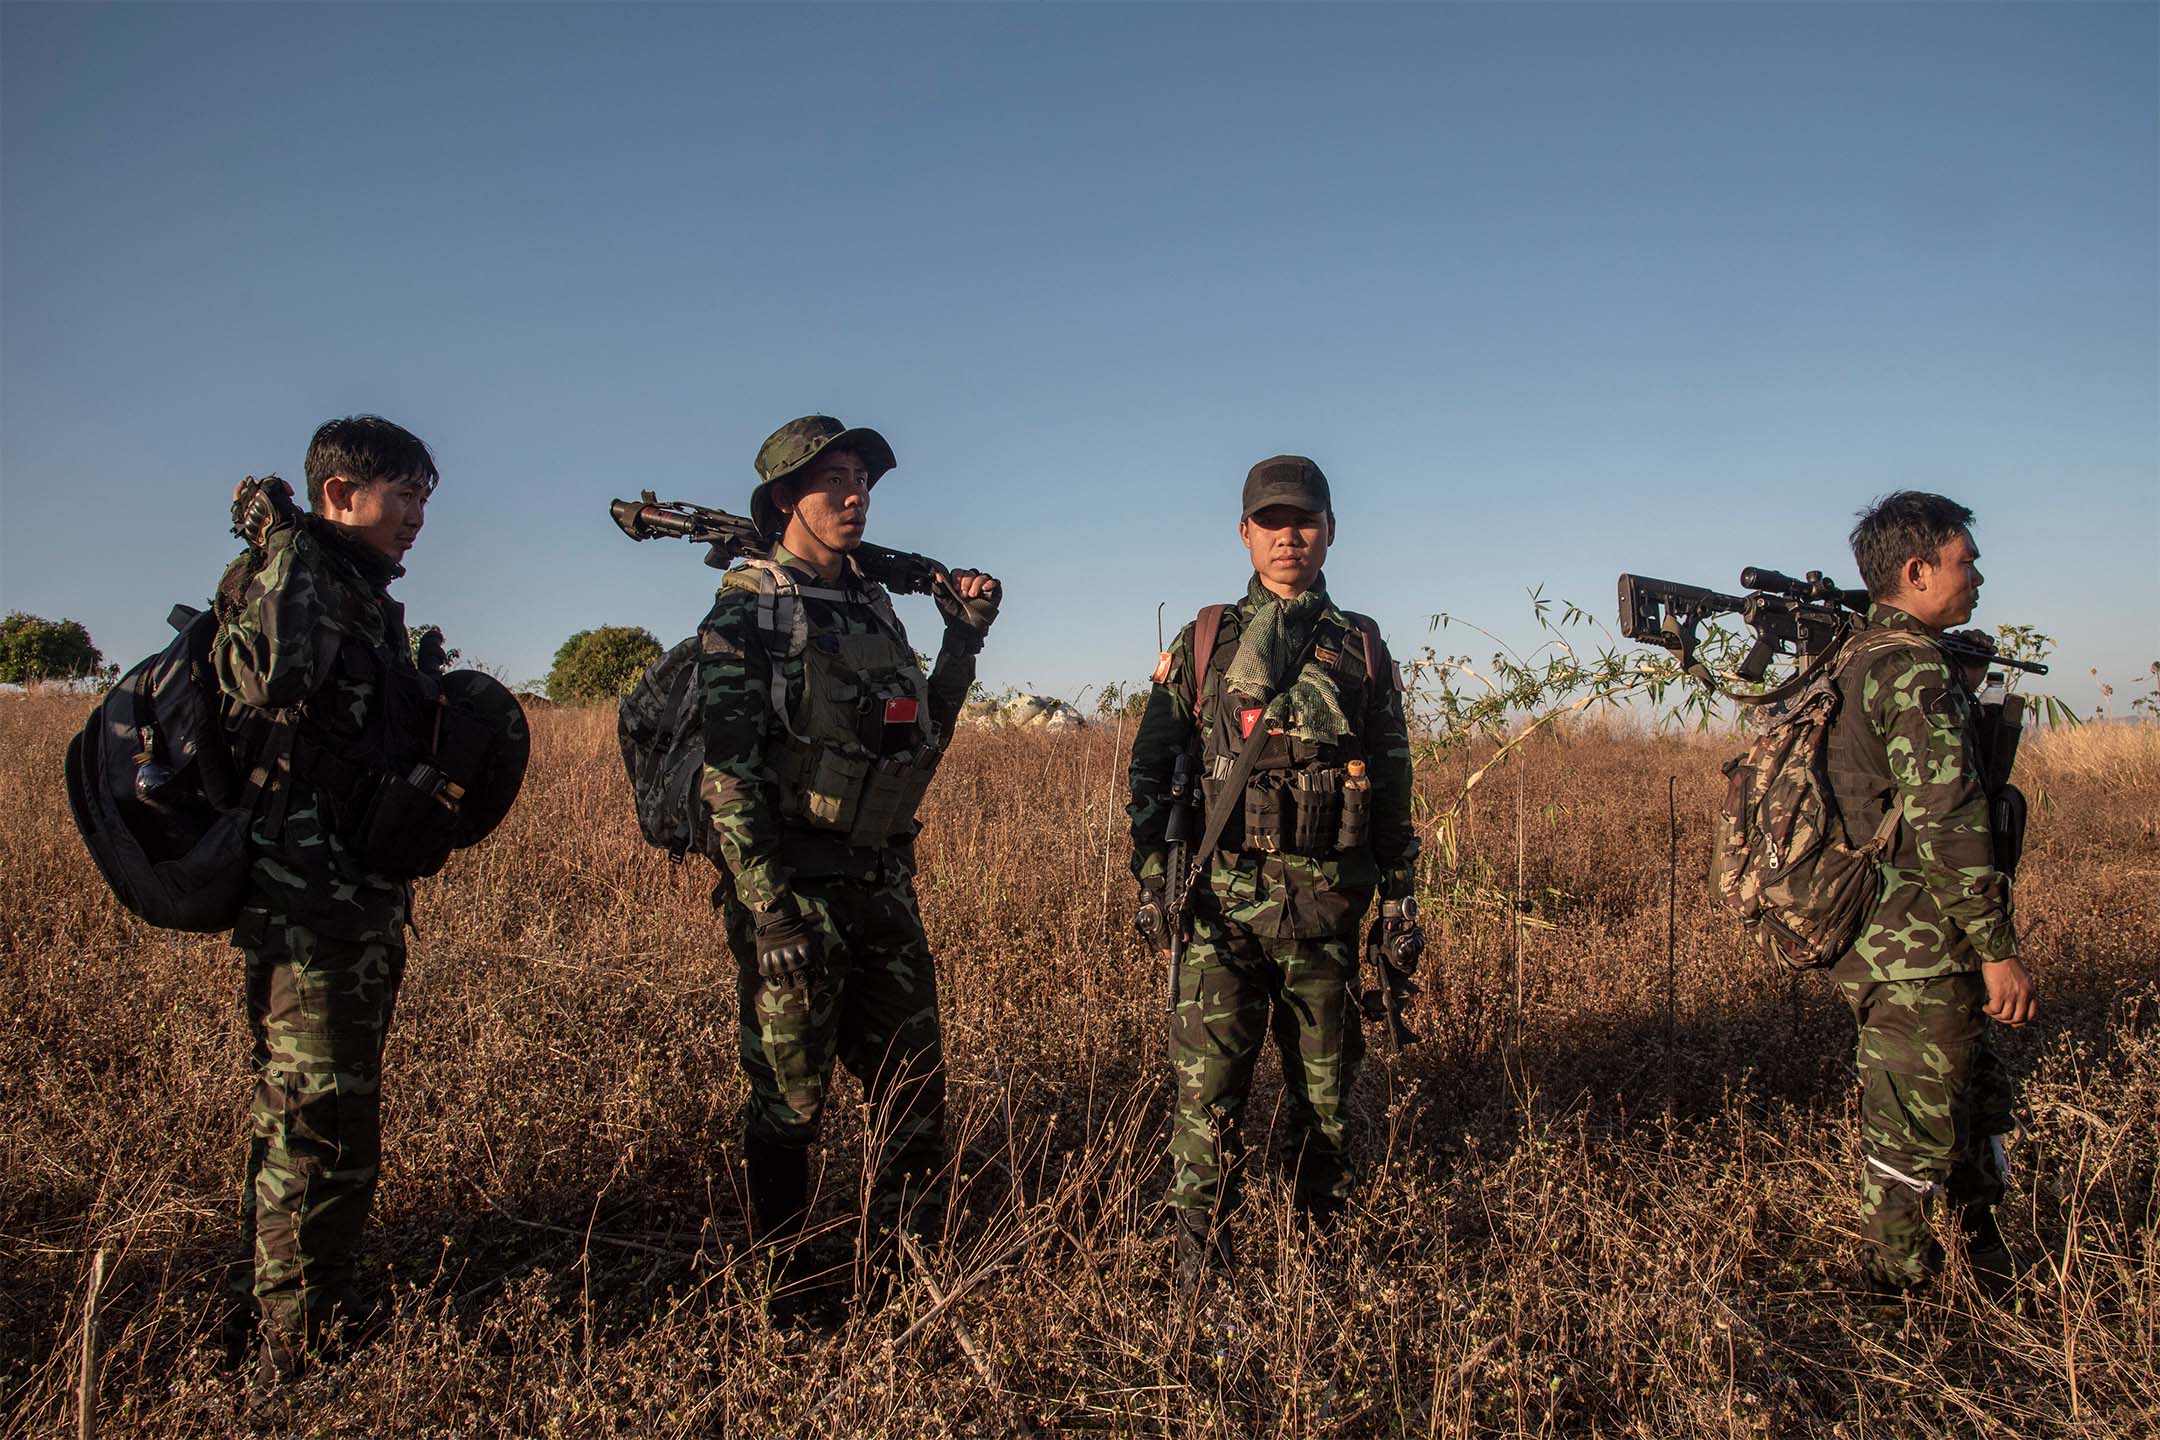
[696,415,1000,1323]
[1127,454,1423,1294]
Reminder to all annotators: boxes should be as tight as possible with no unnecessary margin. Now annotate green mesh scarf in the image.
[1223,583,1349,744]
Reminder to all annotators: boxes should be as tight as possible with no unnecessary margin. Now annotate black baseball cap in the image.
[1242,455,1332,519]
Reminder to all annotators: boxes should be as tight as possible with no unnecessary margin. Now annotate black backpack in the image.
[617,635,709,860]
[64,604,280,932]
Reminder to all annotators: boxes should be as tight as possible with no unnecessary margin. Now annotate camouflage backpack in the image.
[1711,629,1935,970]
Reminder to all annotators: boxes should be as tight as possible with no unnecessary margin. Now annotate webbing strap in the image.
[1189,604,1228,722]
[736,559,911,739]
[1865,1154,1942,1198]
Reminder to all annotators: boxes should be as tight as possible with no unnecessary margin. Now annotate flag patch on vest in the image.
[884,697,919,725]
[1240,707,1262,738]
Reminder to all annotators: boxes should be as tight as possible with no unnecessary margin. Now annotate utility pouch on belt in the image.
[357,760,462,879]
[1335,762,1372,852]
[1991,783,2028,879]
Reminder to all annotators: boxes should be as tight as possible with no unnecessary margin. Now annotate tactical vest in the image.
[1191,603,1383,859]
[721,559,940,850]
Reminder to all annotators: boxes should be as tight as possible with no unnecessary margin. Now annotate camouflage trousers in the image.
[1834,958,2014,1287]
[1167,918,1364,1224]
[233,901,406,1351]
[724,869,945,1236]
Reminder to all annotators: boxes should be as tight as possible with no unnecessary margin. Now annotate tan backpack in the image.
[1711,629,1935,970]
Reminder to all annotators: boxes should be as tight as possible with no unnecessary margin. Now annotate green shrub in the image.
[547,625,663,703]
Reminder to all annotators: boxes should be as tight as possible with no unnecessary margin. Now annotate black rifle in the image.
[610,491,957,600]
[1618,566,2047,692]
[1159,751,1197,1013]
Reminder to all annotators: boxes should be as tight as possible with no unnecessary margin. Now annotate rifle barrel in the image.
[609,498,708,541]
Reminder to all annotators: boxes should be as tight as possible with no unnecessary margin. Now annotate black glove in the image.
[1380,897,1425,974]
[1134,883,1169,952]
[753,908,823,988]
[935,570,1001,656]
[231,474,300,549]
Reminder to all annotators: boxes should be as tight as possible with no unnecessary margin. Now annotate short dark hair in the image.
[1849,490,1975,600]
[304,415,438,511]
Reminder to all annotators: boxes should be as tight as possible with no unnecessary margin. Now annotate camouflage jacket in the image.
[212,516,414,941]
[1128,574,1417,941]
[1826,603,2017,980]
[697,543,974,914]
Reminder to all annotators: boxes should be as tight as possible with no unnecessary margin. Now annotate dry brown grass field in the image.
[2,693,2155,1438]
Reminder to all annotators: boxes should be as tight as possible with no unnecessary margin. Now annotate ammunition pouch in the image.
[1206,762,1370,857]
[778,742,939,849]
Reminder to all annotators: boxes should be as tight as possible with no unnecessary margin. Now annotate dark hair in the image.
[1849,490,1975,600]
[304,415,438,511]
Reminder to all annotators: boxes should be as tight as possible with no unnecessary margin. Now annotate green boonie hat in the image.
[750,415,897,537]
[1242,455,1332,519]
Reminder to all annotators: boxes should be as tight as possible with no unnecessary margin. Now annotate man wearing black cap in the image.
[697,415,999,1321]
[1127,456,1422,1291]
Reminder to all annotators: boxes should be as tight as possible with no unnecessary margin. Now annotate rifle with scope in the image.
[609,491,958,600]
[1617,566,2047,694]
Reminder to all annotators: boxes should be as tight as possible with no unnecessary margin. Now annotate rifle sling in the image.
[1176,621,1325,900]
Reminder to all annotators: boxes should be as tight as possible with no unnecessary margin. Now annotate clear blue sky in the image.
[5,3,2154,711]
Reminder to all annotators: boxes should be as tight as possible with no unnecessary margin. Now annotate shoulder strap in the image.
[1729,625,1939,712]
[1346,612,1397,691]
[1189,604,1230,722]
[724,560,813,734]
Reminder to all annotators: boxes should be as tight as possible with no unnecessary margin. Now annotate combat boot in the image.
[216,1262,258,1374]
[1958,1205,2019,1301]
[1172,1211,1234,1299]
[745,1136,841,1328]
[251,1334,305,1391]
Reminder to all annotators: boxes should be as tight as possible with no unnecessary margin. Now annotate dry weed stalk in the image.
[0,693,2154,1436]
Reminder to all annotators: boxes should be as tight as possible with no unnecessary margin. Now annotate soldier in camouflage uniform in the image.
[1827,491,2037,1299]
[1127,456,1422,1288]
[698,415,998,1319]
[214,416,440,1381]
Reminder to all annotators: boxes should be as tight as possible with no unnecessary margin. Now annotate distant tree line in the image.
[0,612,110,684]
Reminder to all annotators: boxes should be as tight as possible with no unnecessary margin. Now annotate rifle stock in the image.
[1618,569,2048,687]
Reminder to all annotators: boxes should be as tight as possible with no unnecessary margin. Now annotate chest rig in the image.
[722,558,939,850]
[1191,603,1383,859]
